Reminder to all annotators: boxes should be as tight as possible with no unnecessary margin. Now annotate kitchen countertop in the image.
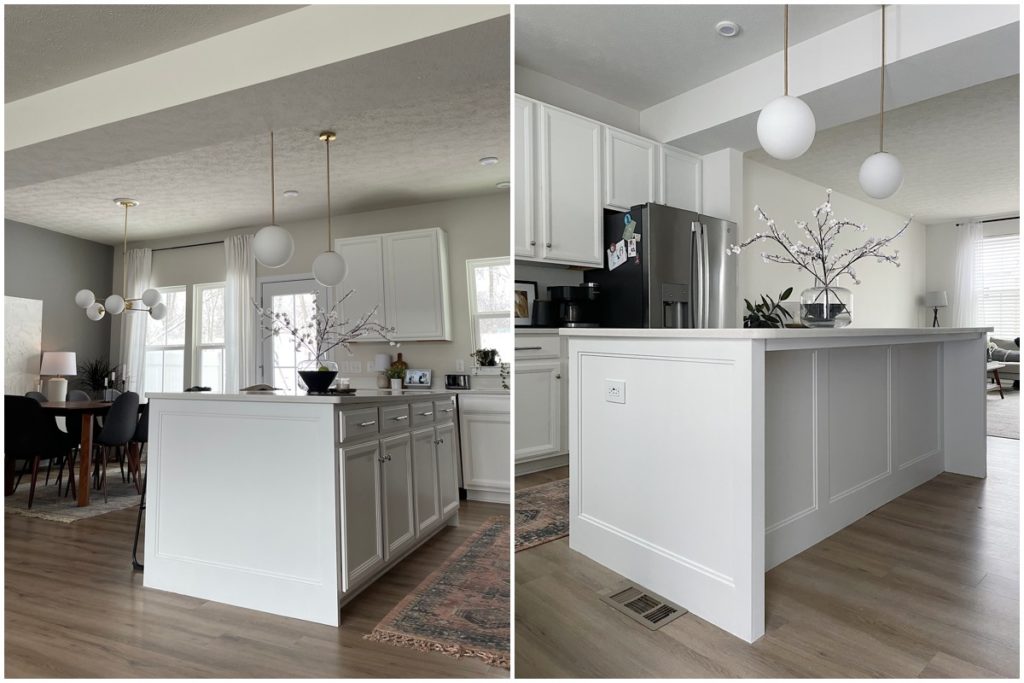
[558,327,991,339]
[146,389,454,405]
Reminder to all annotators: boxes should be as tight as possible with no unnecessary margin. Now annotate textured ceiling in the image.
[5,17,510,244]
[5,4,302,102]
[747,76,1020,224]
[515,4,876,109]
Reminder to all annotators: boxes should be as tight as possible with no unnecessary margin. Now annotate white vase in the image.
[390,378,403,392]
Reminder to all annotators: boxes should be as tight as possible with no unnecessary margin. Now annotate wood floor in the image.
[5,498,509,678]
[515,437,1020,678]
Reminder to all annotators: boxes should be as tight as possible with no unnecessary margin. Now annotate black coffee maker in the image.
[545,283,600,327]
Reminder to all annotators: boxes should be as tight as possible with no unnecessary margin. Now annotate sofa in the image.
[988,337,1020,386]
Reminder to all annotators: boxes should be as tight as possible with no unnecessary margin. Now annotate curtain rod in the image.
[955,216,1019,227]
[151,240,224,253]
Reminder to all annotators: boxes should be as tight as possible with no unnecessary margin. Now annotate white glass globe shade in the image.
[141,288,162,307]
[312,250,347,286]
[756,95,816,160]
[149,302,167,320]
[75,289,96,309]
[253,224,294,268]
[86,302,106,321]
[858,151,904,199]
[104,294,126,315]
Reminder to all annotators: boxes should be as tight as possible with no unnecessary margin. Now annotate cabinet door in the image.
[383,229,451,341]
[605,128,658,211]
[412,427,441,535]
[380,433,416,560]
[538,105,603,266]
[458,396,511,492]
[341,441,384,592]
[660,146,702,213]
[435,422,459,516]
[514,361,561,461]
[514,96,537,258]
[334,236,386,342]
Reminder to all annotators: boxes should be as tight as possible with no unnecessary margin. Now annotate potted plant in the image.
[254,290,398,394]
[385,365,405,392]
[472,348,499,367]
[75,357,119,399]
[742,288,796,329]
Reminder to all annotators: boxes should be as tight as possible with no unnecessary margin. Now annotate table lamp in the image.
[40,351,77,402]
[374,353,392,389]
[924,291,948,328]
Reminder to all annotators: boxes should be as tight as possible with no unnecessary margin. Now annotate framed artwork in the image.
[404,368,432,387]
[514,280,537,327]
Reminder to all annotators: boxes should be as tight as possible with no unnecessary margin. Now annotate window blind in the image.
[975,233,1020,338]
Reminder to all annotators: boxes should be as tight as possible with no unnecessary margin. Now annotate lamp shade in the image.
[312,250,347,286]
[40,351,77,376]
[924,291,948,308]
[374,353,392,372]
[756,95,816,160]
[253,224,294,268]
[859,151,904,199]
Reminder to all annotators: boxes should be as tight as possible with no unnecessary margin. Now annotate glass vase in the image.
[297,359,338,394]
[800,286,852,328]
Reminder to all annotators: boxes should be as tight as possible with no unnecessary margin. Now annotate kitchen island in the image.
[560,327,990,643]
[143,390,459,626]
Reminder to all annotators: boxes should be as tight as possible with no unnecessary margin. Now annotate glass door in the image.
[258,277,329,394]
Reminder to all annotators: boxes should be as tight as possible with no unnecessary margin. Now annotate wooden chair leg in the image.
[45,457,53,486]
[27,456,41,509]
[118,445,127,483]
[65,450,78,500]
[101,449,109,504]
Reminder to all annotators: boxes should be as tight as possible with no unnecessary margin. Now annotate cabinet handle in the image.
[546,242,552,248]
[358,420,377,427]
[439,438,444,444]
[441,408,453,413]
[379,453,392,462]
[530,240,536,246]
[392,415,408,421]
[555,374,562,379]
[515,346,542,351]
[419,411,433,416]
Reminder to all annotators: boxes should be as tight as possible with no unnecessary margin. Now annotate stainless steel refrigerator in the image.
[584,203,738,328]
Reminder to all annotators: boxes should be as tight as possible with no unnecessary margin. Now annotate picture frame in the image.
[403,368,432,388]
[514,280,538,327]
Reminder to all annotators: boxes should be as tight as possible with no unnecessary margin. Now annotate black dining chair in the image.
[91,392,139,503]
[52,391,92,496]
[126,403,148,494]
[5,395,74,508]
[23,391,77,490]
[25,391,48,403]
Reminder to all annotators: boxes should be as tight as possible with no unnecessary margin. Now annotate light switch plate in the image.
[605,379,625,404]
[456,359,465,372]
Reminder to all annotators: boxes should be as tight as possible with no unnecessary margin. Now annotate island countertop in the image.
[146,389,455,405]
[558,326,991,339]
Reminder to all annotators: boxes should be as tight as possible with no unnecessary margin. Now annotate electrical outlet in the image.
[456,359,465,372]
[605,379,625,404]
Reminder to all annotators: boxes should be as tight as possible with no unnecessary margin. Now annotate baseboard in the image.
[466,488,510,504]
[515,452,568,476]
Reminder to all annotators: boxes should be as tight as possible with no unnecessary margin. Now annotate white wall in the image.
[515,65,642,135]
[112,193,509,388]
[741,159,926,328]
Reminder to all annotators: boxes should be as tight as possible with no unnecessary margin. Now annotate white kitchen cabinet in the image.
[515,96,537,258]
[380,432,415,560]
[412,427,441,534]
[514,360,562,462]
[335,227,451,342]
[605,127,659,211]
[660,145,702,213]
[457,393,510,503]
[537,104,603,266]
[341,440,385,591]
[435,422,459,516]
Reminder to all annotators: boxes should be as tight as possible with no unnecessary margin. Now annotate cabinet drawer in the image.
[411,401,436,426]
[380,403,411,432]
[515,334,560,360]
[434,399,456,423]
[340,407,379,443]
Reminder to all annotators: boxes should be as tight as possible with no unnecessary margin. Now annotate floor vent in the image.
[599,584,687,630]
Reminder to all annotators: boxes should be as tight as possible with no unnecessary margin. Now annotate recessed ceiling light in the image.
[479,156,499,166]
[716,20,740,37]
[283,190,299,198]
[495,181,510,189]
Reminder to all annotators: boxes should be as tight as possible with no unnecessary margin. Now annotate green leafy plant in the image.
[75,357,118,397]
[499,362,510,391]
[471,348,499,367]
[743,287,795,329]
[385,366,406,380]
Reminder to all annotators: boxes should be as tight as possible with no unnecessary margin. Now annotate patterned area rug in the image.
[515,478,569,552]
[987,389,1020,440]
[365,516,510,669]
[4,462,143,523]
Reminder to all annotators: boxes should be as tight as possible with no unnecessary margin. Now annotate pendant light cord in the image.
[122,202,129,295]
[270,131,276,225]
[783,4,789,96]
[325,136,332,250]
[879,4,886,152]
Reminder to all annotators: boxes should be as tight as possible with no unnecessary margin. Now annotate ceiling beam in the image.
[5,4,509,151]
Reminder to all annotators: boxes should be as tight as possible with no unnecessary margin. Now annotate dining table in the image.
[36,400,112,507]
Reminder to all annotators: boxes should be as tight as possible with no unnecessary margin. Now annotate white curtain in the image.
[950,221,984,327]
[119,248,152,395]
[225,235,256,392]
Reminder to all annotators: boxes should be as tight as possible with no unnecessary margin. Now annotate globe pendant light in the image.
[858,5,903,199]
[756,5,816,160]
[253,131,295,267]
[76,199,165,321]
[312,131,346,287]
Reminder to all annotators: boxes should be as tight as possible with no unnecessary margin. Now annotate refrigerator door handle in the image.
[690,222,701,328]
[701,222,711,328]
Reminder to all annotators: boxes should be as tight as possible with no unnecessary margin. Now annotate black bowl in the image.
[298,370,338,394]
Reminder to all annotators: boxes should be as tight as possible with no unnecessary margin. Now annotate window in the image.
[194,283,226,392]
[466,257,512,363]
[259,278,326,394]
[975,233,1020,338]
[144,286,187,394]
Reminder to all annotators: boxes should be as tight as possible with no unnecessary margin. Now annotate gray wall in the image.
[4,219,114,370]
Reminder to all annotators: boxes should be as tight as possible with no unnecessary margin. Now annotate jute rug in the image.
[515,478,569,552]
[365,516,510,669]
[987,389,1020,440]
[4,462,143,523]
